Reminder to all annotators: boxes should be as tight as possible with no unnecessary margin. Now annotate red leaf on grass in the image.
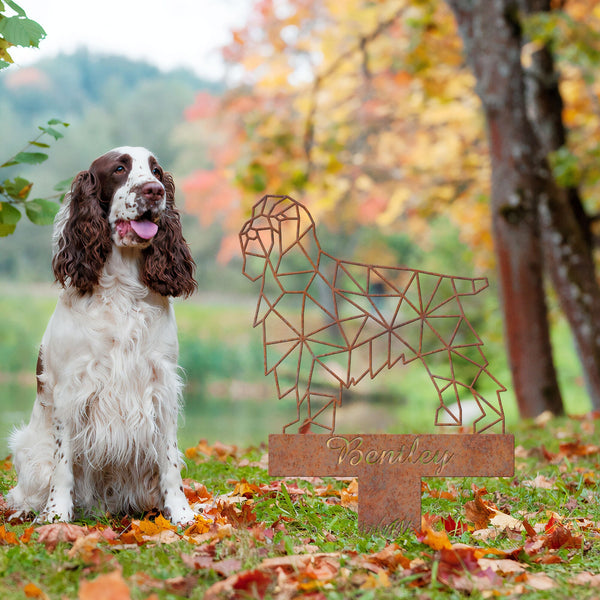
[182,554,243,577]
[437,546,502,592]
[181,479,212,503]
[543,523,584,550]
[204,569,274,600]
[219,500,257,527]
[440,515,470,536]
[558,441,600,458]
[352,543,410,574]
[37,523,88,551]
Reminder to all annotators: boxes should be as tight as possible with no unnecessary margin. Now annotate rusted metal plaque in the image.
[240,194,516,533]
[269,433,514,533]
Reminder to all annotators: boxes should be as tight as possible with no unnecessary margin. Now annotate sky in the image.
[8,0,252,80]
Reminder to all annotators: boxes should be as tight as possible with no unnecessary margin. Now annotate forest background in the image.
[1,0,599,453]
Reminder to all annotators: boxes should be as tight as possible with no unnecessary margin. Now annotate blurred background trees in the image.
[182,0,600,421]
[4,0,600,435]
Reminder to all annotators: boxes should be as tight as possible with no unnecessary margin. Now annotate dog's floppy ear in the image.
[52,169,112,294]
[140,172,197,297]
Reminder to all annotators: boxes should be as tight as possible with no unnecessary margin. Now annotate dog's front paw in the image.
[39,498,73,523]
[168,504,196,526]
[164,493,195,526]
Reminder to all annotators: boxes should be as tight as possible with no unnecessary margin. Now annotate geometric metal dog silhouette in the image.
[240,195,506,434]
[240,195,514,532]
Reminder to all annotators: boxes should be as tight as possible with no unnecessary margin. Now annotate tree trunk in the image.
[447,0,564,417]
[523,0,600,410]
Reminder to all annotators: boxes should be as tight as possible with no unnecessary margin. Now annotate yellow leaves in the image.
[375,187,410,228]
[0,38,14,63]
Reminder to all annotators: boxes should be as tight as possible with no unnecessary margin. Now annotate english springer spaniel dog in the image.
[7,147,197,524]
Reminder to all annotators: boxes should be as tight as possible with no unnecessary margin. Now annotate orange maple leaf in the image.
[0,524,19,545]
[78,569,131,600]
[417,514,452,550]
[23,582,48,599]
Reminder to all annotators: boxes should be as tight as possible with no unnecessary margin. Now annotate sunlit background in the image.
[0,0,592,453]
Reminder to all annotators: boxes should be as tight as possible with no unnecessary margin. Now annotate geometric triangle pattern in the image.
[240,195,506,434]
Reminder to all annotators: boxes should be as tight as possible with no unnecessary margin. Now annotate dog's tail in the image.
[451,276,488,296]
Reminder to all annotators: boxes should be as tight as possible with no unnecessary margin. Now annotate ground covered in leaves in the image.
[2,414,600,599]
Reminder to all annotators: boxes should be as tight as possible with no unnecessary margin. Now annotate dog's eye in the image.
[115,166,125,173]
[152,167,162,178]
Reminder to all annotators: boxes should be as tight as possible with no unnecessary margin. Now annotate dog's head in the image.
[52,146,196,297]
[239,195,319,282]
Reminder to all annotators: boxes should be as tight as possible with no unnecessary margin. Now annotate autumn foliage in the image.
[1,419,600,598]
[183,0,600,266]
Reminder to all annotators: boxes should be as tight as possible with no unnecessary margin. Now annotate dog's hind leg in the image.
[423,348,505,433]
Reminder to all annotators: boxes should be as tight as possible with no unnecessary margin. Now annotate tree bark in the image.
[523,0,600,410]
[447,0,564,417]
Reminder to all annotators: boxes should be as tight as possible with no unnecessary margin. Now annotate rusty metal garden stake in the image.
[240,195,514,532]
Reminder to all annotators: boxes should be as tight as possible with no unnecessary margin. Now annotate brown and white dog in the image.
[7,147,197,524]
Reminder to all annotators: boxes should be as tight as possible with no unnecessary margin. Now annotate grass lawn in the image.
[1,413,600,599]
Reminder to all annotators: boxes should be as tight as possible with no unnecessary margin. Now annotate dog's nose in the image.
[141,182,164,203]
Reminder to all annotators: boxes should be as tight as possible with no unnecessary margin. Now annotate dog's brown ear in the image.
[140,172,197,297]
[52,170,112,294]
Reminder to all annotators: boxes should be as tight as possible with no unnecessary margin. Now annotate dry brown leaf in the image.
[478,557,526,575]
[340,479,358,511]
[516,572,556,591]
[489,510,524,531]
[523,474,556,489]
[464,487,495,531]
[130,572,197,596]
[181,554,242,577]
[570,572,600,586]
[359,543,410,573]
[360,571,391,589]
[558,441,600,458]
[67,532,113,567]
[204,568,273,600]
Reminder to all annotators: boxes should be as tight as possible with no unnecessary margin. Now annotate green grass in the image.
[0,284,590,452]
[1,415,600,598]
[0,286,598,597]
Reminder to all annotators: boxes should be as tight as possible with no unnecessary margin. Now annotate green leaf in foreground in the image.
[0,15,45,47]
[13,151,48,165]
[0,202,21,236]
[25,198,59,225]
[1,176,32,200]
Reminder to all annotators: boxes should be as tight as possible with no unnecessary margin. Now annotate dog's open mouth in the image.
[116,213,159,241]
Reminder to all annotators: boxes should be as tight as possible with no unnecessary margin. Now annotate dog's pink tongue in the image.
[131,220,158,240]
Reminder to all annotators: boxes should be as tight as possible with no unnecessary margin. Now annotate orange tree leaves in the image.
[182,0,600,273]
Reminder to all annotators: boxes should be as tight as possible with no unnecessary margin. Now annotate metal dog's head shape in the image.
[239,195,318,282]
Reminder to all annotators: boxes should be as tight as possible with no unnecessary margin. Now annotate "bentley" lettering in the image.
[327,436,455,475]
